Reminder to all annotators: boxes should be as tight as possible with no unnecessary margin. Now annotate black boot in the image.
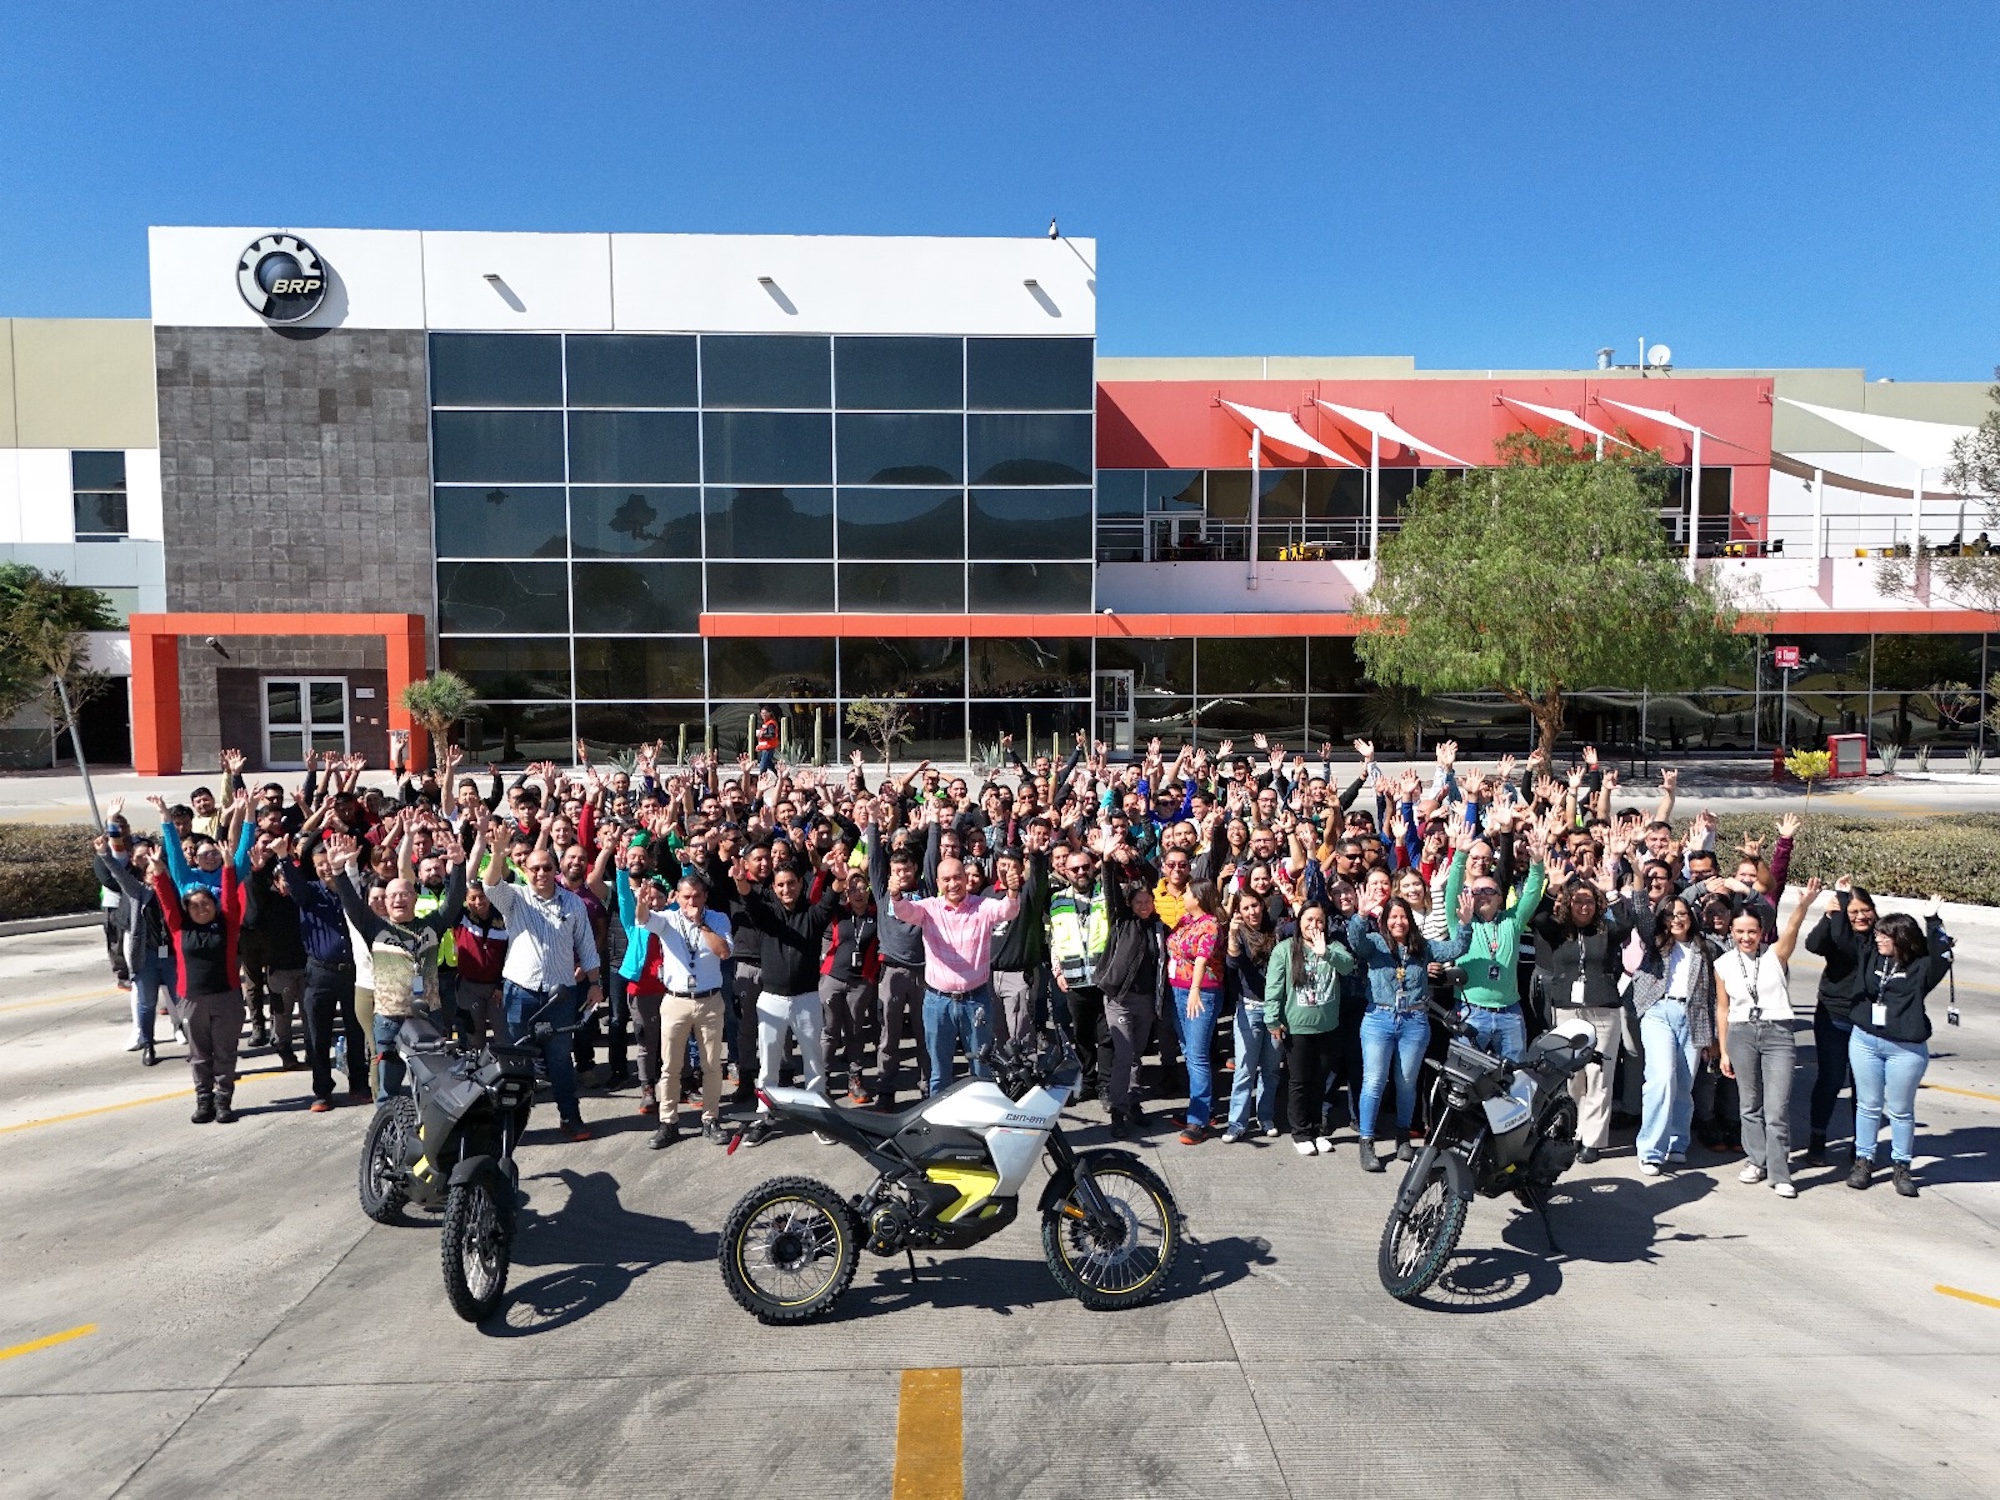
[191,1094,216,1125]
[215,1096,239,1125]
[142,1039,158,1067]
[1892,1161,1918,1198]
[1847,1155,1874,1190]
[650,1118,679,1150]
[1806,1132,1827,1168]
[1358,1138,1384,1172]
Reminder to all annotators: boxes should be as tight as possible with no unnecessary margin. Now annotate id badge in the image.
[411,973,426,998]
[1871,1002,1887,1028]
[1488,963,1503,983]
[158,944,171,960]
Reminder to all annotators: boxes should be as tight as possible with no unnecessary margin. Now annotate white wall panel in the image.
[149,227,426,329]
[15,449,74,543]
[125,448,163,540]
[611,234,1097,335]
[0,451,20,544]
[422,232,612,331]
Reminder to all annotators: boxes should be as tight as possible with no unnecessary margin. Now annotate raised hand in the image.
[1802,875,1823,904]
[1436,739,1458,769]
[1496,752,1517,783]
[1218,739,1235,760]
[1352,738,1374,762]
[1661,768,1679,794]
[1582,745,1598,769]
[1253,733,1269,751]
[1775,813,1801,840]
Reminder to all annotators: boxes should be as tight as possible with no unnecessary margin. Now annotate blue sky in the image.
[3,3,1995,377]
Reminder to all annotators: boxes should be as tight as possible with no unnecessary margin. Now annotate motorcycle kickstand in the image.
[905,1247,922,1284]
[1527,1189,1562,1255]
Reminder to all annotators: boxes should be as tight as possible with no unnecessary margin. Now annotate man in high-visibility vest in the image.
[753,709,781,775]
[1045,846,1111,1100]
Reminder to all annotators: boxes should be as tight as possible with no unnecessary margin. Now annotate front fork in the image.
[1393,1121,1486,1218]
[1045,1128,1117,1225]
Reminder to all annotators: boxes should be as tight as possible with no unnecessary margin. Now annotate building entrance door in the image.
[1093,670,1135,754]
[262,677,349,769]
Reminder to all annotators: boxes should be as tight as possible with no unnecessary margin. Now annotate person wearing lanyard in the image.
[1450,816,1547,1064]
[1628,896,1717,1174]
[1265,906,1357,1156]
[1348,888,1472,1173]
[1847,900,1953,1197]
[1713,878,1819,1198]
[640,872,734,1148]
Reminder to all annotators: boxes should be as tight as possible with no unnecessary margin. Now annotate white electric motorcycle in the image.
[718,1033,1182,1322]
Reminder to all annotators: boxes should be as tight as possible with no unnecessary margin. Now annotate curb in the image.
[0,912,100,938]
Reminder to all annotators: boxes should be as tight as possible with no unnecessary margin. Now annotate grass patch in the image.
[1713,812,2000,907]
[0,823,101,920]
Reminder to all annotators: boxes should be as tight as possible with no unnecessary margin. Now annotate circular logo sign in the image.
[237,234,328,323]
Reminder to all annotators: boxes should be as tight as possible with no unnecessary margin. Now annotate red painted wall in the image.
[1097,376,1774,534]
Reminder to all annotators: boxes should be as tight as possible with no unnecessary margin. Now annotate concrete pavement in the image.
[0,923,1997,1499]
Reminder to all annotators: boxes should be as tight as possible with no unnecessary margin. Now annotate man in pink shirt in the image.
[892,857,1020,1097]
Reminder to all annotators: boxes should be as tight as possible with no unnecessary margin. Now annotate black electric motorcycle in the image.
[1378,999,1598,1302]
[357,1004,582,1321]
[718,1032,1182,1323]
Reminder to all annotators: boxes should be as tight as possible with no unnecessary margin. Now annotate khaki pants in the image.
[185,989,245,1104]
[991,969,1040,1044]
[1552,1005,1625,1151]
[661,991,726,1122]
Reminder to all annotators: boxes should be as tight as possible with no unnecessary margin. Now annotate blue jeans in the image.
[922,985,994,1098]
[131,951,177,1043]
[1849,1027,1928,1164]
[372,1012,407,1104]
[1227,1002,1280,1132]
[1637,1000,1698,1164]
[505,980,582,1124]
[1174,984,1221,1129]
[1359,1006,1430,1139]
[1459,1002,1526,1063]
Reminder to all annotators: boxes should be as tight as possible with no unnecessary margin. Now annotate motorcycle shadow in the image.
[484,1167,717,1338]
[1410,1247,1562,1314]
[1510,1167,1730,1265]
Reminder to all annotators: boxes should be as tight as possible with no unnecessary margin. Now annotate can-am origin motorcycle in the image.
[357,1005,581,1321]
[1378,1000,1599,1302]
[718,1033,1182,1322]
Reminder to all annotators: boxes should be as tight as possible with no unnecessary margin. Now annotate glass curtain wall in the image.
[432,332,1094,760]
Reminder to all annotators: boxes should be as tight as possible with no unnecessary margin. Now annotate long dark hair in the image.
[1377,896,1428,959]
[1875,913,1928,967]
[1649,896,1699,956]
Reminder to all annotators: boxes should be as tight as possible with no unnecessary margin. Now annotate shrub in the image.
[0,822,100,920]
[1714,812,2000,906]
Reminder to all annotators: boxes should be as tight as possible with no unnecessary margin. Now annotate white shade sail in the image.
[1597,395,1704,436]
[1313,399,1473,466]
[1777,397,1976,472]
[1219,400,1359,465]
[1499,395,1636,450]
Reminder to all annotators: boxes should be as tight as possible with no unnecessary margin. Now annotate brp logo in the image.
[237,234,328,324]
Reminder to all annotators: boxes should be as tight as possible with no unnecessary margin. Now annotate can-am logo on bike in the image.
[237,234,329,324]
[1003,1111,1044,1126]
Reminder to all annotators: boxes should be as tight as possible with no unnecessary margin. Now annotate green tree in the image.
[1354,436,1745,759]
[845,695,915,765]
[0,564,121,827]
[399,669,478,770]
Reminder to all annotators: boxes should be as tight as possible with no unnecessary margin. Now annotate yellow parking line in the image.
[0,986,120,1014]
[1920,1082,2000,1105]
[893,1367,964,1500]
[0,1323,96,1362]
[0,1067,294,1136]
[1936,1285,2000,1311]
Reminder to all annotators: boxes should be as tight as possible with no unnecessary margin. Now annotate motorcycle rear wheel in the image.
[357,1096,415,1224]
[1378,1155,1470,1302]
[719,1176,860,1324]
[440,1176,514,1322]
[1041,1157,1181,1311]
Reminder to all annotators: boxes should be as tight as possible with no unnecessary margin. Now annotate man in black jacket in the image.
[987,844,1051,1044]
[732,849,845,1145]
[243,840,309,1071]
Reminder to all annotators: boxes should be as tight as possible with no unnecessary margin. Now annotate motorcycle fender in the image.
[1036,1148,1141,1216]
[447,1154,509,1193]
[1395,1145,1474,1216]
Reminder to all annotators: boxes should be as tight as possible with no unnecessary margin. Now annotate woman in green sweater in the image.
[1266,905,1356,1156]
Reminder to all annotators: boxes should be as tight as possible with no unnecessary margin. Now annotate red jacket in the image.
[153,863,241,997]
[820,904,882,984]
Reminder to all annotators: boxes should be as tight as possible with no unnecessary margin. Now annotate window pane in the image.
[967,562,1090,611]
[1098,638,1193,695]
[461,702,573,765]
[839,562,965,612]
[569,486,701,558]
[841,638,965,697]
[438,638,573,699]
[836,413,963,484]
[704,562,835,612]
[1309,637,1362,694]
[1148,470,1204,510]
[835,336,962,410]
[436,561,569,633]
[71,451,126,490]
[1869,633,1984,691]
[1305,469,1366,517]
[702,412,832,485]
[836,488,963,560]
[861,701,966,763]
[268,731,304,765]
[1097,471,1144,517]
[434,486,567,558]
[967,414,1091,485]
[700,335,830,408]
[966,338,1094,410]
[968,488,1091,558]
[568,410,700,483]
[565,334,697,408]
[577,703,705,754]
[432,411,564,483]
[1197,637,1307,695]
[1206,470,1250,520]
[704,487,834,558]
[430,333,561,407]
[1259,470,1305,518]
[1197,697,1307,742]
[970,701,1089,755]
[265,681,302,726]
[969,638,1090,697]
[308,681,346,721]
[73,491,128,538]
[570,561,702,633]
[574,637,705,700]
[709,638,837,698]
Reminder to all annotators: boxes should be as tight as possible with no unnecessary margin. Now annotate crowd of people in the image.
[88,730,1956,1198]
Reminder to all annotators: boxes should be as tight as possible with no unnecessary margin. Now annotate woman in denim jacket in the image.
[1347,875,1470,1174]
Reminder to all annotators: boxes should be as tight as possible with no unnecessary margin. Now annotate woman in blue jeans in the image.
[1221,889,1286,1142]
[1848,901,1952,1199]
[1169,882,1224,1144]
[1347,894,1469,1173]
[1628,895,1716,1173]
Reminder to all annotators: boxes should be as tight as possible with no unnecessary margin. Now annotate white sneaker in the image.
[1294,1138,1318,1156]
[1739,1163,1767,1184]
[1772,1181,1797,1199]
[1639,1160,1663,1177]
[1263,1125,1280,1139]
[813,1131,835,1146]
[1314,1136,1335,1156]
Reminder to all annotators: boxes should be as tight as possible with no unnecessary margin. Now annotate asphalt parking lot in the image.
[2,920,1997,1500]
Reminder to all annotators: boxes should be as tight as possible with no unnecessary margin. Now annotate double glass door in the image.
[263,677,349,769]
[1093,670,1135,754]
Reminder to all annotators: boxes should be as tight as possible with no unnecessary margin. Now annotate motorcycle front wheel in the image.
[440,1175,514,1322]
[1041,1157,1181,1311]
[1378,1153,1471,1301]
[357,1096,415,1224]
[719,1176,860,1325]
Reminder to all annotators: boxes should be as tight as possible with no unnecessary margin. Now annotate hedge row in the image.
[0,823,101,921]
[1711,812,2000,907]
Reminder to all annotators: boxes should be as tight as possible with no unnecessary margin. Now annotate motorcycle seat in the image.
[763,1081,974,1140]
[405,1049,456,1087]
[1528,1030,1597,1075]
